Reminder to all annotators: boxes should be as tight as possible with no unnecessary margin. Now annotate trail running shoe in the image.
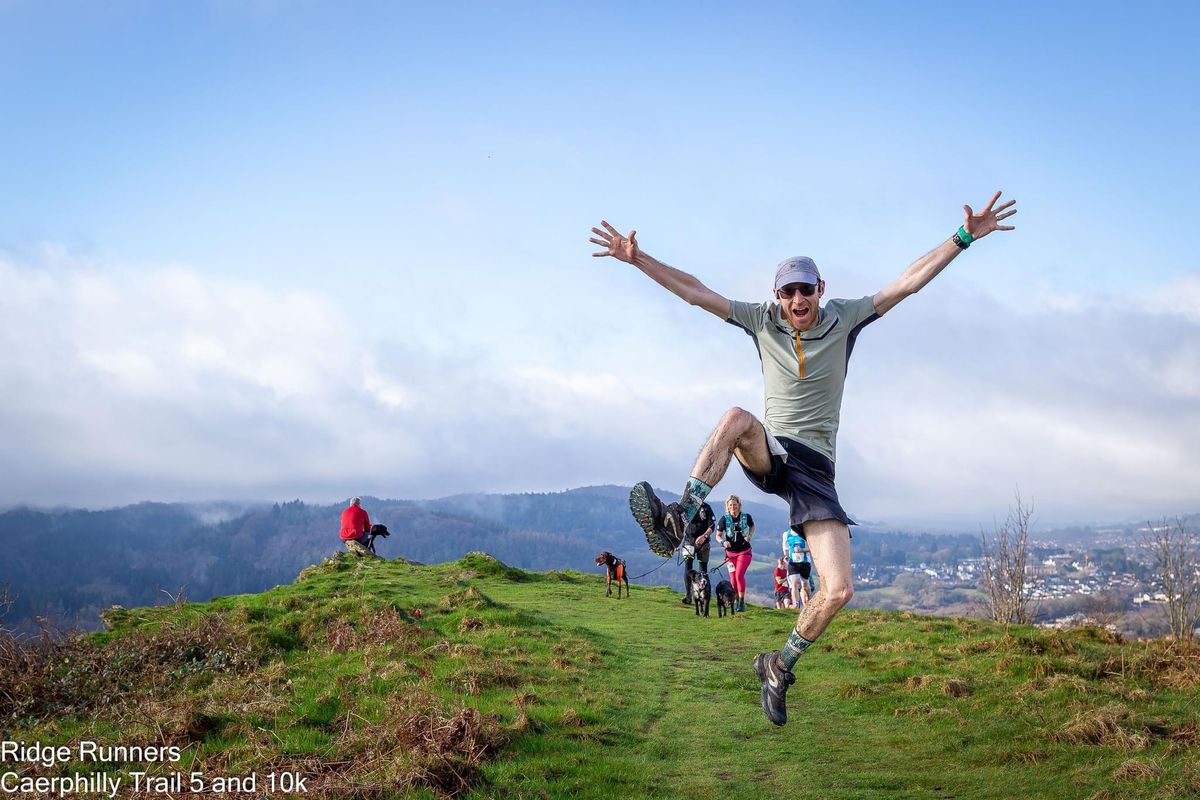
[753,652,795,726]
[629,481,684,558]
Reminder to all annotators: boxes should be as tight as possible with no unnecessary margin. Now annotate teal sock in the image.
[779,629,814,671]
[679,476,712,523]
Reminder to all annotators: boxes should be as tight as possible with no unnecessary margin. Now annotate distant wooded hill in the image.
[2,486,990,630]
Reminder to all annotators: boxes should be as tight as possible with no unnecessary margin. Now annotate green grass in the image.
[6,551,1199,799]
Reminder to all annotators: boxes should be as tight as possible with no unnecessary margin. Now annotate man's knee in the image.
[824,580,854,610]
[718,406,756,437]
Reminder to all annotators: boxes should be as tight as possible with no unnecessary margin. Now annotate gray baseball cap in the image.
[774,256,821,290]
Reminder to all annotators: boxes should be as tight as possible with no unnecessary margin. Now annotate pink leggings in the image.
[726,548,753,594]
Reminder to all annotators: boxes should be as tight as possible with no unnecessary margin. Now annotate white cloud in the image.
[1144,272,1200,321]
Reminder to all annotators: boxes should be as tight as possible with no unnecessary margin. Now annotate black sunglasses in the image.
[777,282,818,299]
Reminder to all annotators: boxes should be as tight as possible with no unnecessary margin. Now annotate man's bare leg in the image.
[755,519,853,726]
[786,520,853,648]
[630,407,772,555]
[677,407,772,521]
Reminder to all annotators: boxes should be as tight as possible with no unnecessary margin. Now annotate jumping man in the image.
[589,191,1017,725]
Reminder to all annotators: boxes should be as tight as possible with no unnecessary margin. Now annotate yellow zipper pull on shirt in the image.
[794,332,806,379]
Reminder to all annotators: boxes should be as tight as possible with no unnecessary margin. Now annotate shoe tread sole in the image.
[629,482,677,557]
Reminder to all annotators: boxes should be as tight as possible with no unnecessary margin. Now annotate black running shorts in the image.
[786,561,813,579]
[741,432,854,537]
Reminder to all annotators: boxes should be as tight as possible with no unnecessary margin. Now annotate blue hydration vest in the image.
[721,513,751,548]
[785,530,810,564]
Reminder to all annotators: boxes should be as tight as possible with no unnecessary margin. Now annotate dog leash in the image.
[626,531,703,581]
[629,551,729,584]
[628,532,733,583]
[626,552,678,581]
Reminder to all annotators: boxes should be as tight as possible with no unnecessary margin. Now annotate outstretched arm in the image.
[872,191,1017,316]
[590,220,730,318]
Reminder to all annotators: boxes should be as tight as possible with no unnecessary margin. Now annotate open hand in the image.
[963,191,1017,240]
[589,220,639,264]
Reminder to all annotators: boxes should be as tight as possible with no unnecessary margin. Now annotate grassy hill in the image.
[3,553,1198,799]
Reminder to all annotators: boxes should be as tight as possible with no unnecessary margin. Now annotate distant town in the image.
[850,522,1195,639]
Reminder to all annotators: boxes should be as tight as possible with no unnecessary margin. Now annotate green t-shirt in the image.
[726,296,879,462]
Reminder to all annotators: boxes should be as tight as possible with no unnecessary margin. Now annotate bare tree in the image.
[980,490,1039,625]
[0,587,19,684]
[0,585,11,624]
[1142,517,1200,646]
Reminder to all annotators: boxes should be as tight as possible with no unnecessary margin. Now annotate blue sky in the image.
[1,2,1197,526]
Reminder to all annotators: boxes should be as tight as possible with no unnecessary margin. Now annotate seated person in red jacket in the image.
[340,497,372,549]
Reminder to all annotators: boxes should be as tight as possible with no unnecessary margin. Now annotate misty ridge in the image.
[0,485,1154,632]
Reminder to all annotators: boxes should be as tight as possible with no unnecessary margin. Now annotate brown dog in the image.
[595,551,630,598]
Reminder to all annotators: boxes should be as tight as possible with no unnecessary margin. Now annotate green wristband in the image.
[952,225,973,249]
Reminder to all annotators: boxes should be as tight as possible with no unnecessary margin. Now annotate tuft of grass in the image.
[360,692,507,797]
[1056,704,1151,750]
[1113,758,1164,782]
[440,586,498,611]
[1168,720,1198,748]
[1094,642,1200,688]
[1018,674,1091,697]
[324,608,431,654]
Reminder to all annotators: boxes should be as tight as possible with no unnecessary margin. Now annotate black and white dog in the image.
[687,569,711,618]
[366,523,390,554]
[714,579,736,617]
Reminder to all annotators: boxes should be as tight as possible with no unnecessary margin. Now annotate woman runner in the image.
[716,495,754,612]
